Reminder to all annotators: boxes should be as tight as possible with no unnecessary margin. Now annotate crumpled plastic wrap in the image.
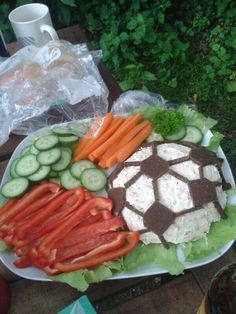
[0,40,109,145]
[111,90,166,115]
[111,90,197,115]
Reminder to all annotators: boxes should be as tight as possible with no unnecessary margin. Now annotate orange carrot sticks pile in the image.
[73,112,152,168]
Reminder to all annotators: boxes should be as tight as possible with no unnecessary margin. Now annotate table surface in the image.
[0,25,235,314]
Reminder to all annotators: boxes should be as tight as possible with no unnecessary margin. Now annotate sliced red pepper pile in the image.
[0,182,139,275]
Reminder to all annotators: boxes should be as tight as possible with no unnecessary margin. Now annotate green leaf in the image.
[16,0,32,6]
[119,79,134,91]
[182,204,236,261]
[168,78,177,88]
[142,71,157,81]
[123,243,184,275]
[127,18,137,30]
[60,0,77,7]
[125,64,137,70]
[177,104,218,134]
[51,261,123,291]
[226,81,236,93]
[120,32,129,41]
[0,240,8,252]
[207,132,224,153]
[51,270,89,291]
[209,56,220,65]
[58,4,71,26]
[144,31,156,43]
[157,12,165,24]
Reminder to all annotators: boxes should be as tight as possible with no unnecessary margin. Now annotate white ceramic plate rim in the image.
[0,124,235,281]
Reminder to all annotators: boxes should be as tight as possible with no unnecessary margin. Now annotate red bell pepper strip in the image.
[55,216,124,249]
[14,255,31,268]
[15,189,77,239]
[0,182,60,226]
[84,191,93,200]
[1,208,37,240]
[29,247,50,269]
[0,199,18,215]
[54,232,122,262]
[76,212,102,228]
[0,193,58,238]
[38,197,113,257]
[21,187,85,242]
[101,209,113,220]
[12,191,60,222]
[45,231,140,275]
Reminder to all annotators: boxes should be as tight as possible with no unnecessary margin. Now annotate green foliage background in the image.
[1,0,236,175]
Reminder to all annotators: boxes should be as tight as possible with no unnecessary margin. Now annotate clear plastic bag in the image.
[111,90,167,115]
[0,40,108,145]
[111,90,197,115]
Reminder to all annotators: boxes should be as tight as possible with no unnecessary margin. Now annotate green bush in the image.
[1,0,236,174]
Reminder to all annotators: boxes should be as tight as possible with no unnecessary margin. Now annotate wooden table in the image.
[1,25,235,314]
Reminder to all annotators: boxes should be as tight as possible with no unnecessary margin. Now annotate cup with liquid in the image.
[8,3,59,47]
[198,262,236,313]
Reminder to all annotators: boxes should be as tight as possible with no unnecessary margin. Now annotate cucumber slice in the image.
[15,154,40,177]
[60,169,81,190]
[70,160,96,179]
[48,170,59,178]
[1,178,29,198]
[181,125,203,144]
[58,135,79,144]
[10,158,20,178]
[52,127,73,137]
[51,148,72,172]
[61,147,72,155]
[80,168,106,192]
[28,165,51,182]
[30,145,40,155]
[34,134,59,151]
[68,122,90,136]
[37,148,61,166]
[164,126,186,141]
[20,146,31,156]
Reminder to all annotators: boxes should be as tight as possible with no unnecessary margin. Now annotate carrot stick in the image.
[101,123,152,168]
[94,112,113,138]
[89,113,142,161]
[73,116,125,161]
[73,115,104,156]
[101,120,150,161]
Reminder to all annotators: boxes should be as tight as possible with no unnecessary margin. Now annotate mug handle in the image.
[40,25,59,40]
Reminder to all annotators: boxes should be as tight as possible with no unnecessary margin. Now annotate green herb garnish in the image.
[152,109,185,137]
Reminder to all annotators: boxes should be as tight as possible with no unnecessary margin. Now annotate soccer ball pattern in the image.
[108,141,227,246]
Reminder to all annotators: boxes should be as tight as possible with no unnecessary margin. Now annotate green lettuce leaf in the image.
[50,260,123,292]
[177,104,217,134]
[0,240,8,252]
[181,204,236,261]
[207,131,224,152]
[226,188,236,198]
[123,242,184,275]
[130,103,164,121]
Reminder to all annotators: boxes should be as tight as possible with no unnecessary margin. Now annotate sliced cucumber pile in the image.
[163,124,203,144]
[60,160,106,191]
[1,124,107,198]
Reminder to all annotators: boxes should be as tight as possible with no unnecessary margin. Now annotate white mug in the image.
[9,3,59,47]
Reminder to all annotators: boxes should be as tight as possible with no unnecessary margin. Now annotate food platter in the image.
[0,123,235,281]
